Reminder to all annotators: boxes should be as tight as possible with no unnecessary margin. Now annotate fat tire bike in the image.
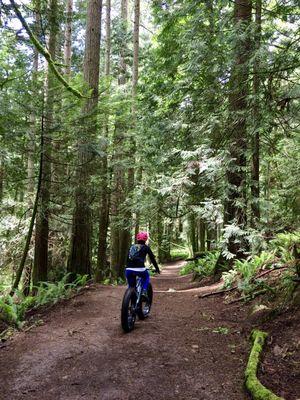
[121,272,153,333]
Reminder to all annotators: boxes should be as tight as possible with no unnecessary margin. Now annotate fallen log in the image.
[198,286,237,298]
[245,330,284,400]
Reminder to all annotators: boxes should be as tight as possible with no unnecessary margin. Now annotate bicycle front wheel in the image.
[121,288,137,333]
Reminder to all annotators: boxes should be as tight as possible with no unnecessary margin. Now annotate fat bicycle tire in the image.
[121,288,137,333]
[137,283,153,320]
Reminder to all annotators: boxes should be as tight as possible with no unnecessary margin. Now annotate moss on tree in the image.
[9,0,85,99]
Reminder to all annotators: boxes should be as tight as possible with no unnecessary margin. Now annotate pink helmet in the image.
[136,231,149,242]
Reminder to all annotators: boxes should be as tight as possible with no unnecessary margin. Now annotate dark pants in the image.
[125,269,150,291]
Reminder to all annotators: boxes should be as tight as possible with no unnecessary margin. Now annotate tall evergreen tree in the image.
[68,0,103,278]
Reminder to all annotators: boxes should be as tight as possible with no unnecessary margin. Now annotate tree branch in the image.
[9,0,86,99]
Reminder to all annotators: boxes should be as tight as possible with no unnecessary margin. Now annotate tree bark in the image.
[63,0,73,78]
[251,0,262,226]
[189,213,197,256]
[12,120,44,293]
[23,1,40,294]
[215,0,252,276]
[110,0,129,278]
[68,0,102,279]
[199,219,206,252]
[96,0,111,282]
[33,0,58,285]
[0,157,4,204]
[224,0,252,255]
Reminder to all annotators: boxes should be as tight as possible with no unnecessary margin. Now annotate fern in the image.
[0,273,89,328]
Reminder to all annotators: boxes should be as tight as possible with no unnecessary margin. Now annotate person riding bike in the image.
[125,231,160,298]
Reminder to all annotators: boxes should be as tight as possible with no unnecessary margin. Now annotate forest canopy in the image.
[0,0,299,296]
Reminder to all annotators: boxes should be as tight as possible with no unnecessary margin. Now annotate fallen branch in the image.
[256,266,288,279]
[245,330,284,400]
[199,286,237,298]
[228,289,268,304]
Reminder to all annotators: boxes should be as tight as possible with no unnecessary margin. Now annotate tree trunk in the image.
[0,157,4,204]
[12,125,44,293]
[110,0,128,278]
[133,168,143,239]
[189,213,197,256]
[95,0,111,282]
[224,0,252,255]
[23,2,40,294]
[33,0,58,285]
[215,0,252,276]
[199,219,206,252]
[68,0,102,279]
[251,0,261,226]
[157,199,164,263]
[63,0,73,78]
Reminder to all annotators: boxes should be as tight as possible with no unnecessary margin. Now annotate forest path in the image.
[0,261,251,400]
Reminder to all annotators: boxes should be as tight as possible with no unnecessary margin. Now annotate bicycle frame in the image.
[133,276,143,311]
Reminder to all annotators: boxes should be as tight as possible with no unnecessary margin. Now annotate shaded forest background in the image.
[0,0,299,307]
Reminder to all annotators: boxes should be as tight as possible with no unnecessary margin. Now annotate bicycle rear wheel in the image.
[121,288,137,333]
[137,283,153,320]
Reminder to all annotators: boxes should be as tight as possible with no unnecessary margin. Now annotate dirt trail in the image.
[0,261,253,400]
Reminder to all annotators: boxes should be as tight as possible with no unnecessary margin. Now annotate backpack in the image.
[128,244,143,261]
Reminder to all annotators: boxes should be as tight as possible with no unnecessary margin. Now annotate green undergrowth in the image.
[170,247,190,260]
[222,230,300,298]
[102,276,126,285]
[0,274,88,329]
[179,231,299,301]
[180,251,220,278]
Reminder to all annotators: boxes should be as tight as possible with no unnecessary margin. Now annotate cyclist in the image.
[125,231,160,297]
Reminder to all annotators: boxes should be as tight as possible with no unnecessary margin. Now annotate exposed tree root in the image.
[245,329,284,400]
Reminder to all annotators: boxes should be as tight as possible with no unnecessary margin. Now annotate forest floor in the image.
[0,260,299,400]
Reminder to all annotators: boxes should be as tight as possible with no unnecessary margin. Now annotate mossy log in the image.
[245,329,284,400]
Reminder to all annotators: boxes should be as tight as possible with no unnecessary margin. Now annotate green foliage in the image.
[180,261,198,276]
[222,269,238,289]
[234,252,274,284]
[222,230,300,295]
[0,295,20,327]
[212,326,230,335]
[101,276,126,285]
[269,231,300,263]
[180,252,220,279]
[170,247,189,260]
[1,0,299,302]
[0,274,88,328]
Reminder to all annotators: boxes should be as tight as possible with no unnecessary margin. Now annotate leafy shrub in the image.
[222,269,238,289]
[0,295,19,327]
[269,230,300,263]
[0,274,89,328]
[221,230,300,295]
[180,261,198,276]
[180,251,220,279]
